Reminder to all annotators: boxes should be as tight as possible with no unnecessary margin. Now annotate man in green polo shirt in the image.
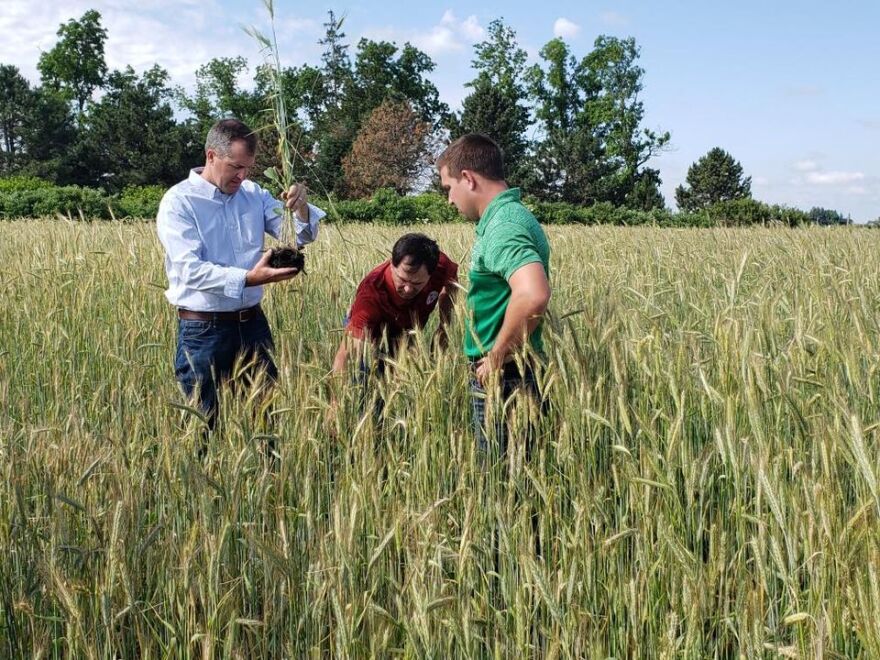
[437,133,551,453]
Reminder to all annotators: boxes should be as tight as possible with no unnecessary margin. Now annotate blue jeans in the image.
[470,360,543,455]
[174,311,277,427]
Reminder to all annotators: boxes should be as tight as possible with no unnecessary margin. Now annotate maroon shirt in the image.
[346,253,458,345]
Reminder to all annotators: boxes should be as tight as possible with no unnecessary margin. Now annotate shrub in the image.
[0,176,53,193]
[705,198,811,227]
[0,180,817,226]
[409,192,462,223]
[31,186,113,219]
[328,190,464,225]
[0,189,43,218]
[526,200,685,227]
[114,185,166,218]
[0,185,114,219]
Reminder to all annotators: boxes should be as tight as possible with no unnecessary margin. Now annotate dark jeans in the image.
[470,360,543,455]
[174,311,277,428]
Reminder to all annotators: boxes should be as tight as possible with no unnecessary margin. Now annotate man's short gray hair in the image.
[205,119,258,156]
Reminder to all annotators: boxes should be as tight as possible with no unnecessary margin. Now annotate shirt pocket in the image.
[240,212,265,248]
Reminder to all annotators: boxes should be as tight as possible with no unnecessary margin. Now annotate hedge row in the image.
[528,198,812,227]
[0,177,814,227]
[328,188,464,224]
[0,177,166,220]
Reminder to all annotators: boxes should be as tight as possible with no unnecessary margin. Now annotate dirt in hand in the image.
[269,246,306,271]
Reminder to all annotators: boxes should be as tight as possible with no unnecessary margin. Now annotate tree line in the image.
[0,10,856,222]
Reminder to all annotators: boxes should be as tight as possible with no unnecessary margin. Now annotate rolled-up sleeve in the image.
[295,205,323,246]
[262,188,324,246]
[157,196,248,300]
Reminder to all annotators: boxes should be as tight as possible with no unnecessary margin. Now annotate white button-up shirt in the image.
[156,168,324,312]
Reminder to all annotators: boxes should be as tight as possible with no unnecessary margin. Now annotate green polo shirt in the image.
[465,188,550,359]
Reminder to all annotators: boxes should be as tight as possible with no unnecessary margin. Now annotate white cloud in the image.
[365,11,485,57]
[847,186,868,195]
[794,160,819,172]
[753,176,769,186]
[806,171,865,185]
[553,17,581,39]
[600,11,630,27]
[417,25,461,55]
[0,0,322,90]
[460,15,485,41]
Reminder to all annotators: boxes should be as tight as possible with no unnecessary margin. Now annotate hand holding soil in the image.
[246,249,300,286]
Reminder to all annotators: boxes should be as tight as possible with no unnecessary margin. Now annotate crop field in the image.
[2,219,880,657]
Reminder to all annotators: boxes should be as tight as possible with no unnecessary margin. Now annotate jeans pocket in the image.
[179,319,214,341]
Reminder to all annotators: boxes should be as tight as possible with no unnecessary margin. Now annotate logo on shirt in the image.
[426,290,439,306]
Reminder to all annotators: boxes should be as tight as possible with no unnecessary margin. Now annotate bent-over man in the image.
[331,233,458,415]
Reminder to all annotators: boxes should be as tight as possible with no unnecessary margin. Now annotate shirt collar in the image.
[475,188,521,237]
[189,167,226,200]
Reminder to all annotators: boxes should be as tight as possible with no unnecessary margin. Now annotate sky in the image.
[2,0,879,221]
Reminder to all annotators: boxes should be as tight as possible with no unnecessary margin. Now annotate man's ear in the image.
[461,169,478,191]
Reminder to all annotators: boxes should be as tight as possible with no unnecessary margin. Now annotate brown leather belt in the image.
[178,305,262,322]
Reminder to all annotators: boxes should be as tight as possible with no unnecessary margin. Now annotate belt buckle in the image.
[238,308,249,322]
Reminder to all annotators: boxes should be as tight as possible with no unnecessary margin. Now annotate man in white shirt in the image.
[157,118,325,430]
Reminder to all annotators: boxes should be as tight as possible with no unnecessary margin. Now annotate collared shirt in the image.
[156,168,325,312]
[466,187,550,358]
[344,253,459,347]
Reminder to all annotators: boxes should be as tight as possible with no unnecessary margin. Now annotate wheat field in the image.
[2,219,880,657]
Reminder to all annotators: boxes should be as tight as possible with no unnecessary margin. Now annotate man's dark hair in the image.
[391,233,440,273]
[436,133,505,181]
[205,118,258,156]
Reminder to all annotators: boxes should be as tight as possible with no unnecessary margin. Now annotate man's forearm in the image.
[438,292,455,328]
[331,343,349,375]
[489,293,546,362]
[332,335,367,376]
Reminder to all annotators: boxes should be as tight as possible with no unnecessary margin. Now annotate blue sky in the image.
[3,0,879,220]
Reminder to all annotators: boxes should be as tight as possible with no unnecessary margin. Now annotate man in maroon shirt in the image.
[332,233,459,377]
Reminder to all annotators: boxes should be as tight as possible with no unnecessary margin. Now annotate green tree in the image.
[675,147,752,212]
[458,20,531,184]
[308,11,357,196]
[0,65,32,172]
[349,40,448,128]
[580,36,669,209]
[178,57,262,138]
[526,36,668,207]
[526,38,606,203]
[37,10,108,119]
[317,10,352,112]
[21,87,77,183]
[809,207,849,225]
[626,169,666,211]
[342,99,431,198]
[307,23,448,198]
[77,66,200,191]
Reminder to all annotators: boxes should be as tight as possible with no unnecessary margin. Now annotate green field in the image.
[2,220,880,657]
